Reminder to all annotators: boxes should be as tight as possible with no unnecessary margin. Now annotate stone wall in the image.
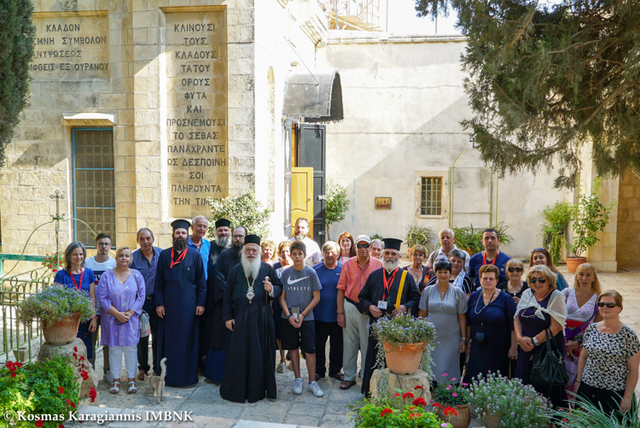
[616,172,640,269]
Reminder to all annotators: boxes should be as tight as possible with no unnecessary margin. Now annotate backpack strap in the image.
[395,270,408,309]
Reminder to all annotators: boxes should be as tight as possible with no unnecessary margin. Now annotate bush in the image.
[541,201,573,264]
[404,226,436,253]
[16,285,95,326]
[207,191,271,239]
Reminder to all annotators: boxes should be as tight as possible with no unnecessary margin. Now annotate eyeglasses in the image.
[356,243,370,249]
[508,267,523,273]
[531,248,545,252]
[529,277,547,284]
[97,243,111,247]
[597,302,619,308]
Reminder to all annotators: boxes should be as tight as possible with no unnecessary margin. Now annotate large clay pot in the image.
[481,410,502,428]
[382,341,426,375]
[565,257,587,273]
[42,312,81,345]
[436,403,471,428]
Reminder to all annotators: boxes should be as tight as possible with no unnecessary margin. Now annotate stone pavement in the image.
[77,266,640,428]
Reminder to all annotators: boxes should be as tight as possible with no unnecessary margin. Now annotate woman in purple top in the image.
[97,247,145,394]
[54,241,97,360]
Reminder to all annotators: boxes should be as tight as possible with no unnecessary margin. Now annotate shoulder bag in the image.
[528,328,568,394]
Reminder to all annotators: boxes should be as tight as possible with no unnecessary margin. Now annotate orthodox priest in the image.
[205,225,245,382]
[220,235,282,403]
[155,219,206,387]
[358,238,421,396]
[200,218,232,369]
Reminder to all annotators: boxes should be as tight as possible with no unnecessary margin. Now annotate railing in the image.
[0,257,53,364]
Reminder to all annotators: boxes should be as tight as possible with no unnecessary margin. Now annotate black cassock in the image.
[210,248,241,350]
[220,262,282,403]
[199,241,228,366]
[154,247,206,387]
[358,267,421,396]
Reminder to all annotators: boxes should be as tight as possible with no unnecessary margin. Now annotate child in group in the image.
[279,240,323,397]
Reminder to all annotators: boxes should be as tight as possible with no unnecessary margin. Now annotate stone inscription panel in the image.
[31,12,109,79]
[165,9,228,219]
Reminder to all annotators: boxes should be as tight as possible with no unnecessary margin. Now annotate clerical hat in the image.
[171,219,191,231]
[215,218,231,229]
[244,234,261,246]
[382,238,402,252]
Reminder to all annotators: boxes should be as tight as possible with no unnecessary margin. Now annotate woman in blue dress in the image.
[463,264,517,383]
[53,241,97,359]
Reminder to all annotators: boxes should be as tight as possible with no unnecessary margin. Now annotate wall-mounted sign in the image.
[375,197,391,210]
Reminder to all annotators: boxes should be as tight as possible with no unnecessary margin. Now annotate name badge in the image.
[377,300,388,310]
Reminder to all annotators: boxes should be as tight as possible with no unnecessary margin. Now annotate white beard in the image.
[241,251,262,279]
[384,259,399,273]
[215,236,231,248]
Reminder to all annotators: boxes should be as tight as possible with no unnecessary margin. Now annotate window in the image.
[420,177,442,216]
[72,128,115,247]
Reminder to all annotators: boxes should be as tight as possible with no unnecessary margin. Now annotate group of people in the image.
[53,219,639,416]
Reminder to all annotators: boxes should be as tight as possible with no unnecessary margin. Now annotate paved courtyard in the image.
[76,265,640,428]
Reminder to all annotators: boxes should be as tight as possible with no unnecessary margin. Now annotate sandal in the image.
[110,381,120,394]
[128,381,138,394]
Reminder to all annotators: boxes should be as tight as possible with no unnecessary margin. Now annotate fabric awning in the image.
[283,68,343,122]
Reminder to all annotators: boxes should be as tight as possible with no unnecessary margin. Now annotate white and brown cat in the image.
[144,358,166,404]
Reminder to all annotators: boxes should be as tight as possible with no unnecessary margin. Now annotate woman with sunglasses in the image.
[576,290,640,417]
[514,265,567,409]
[529,247,569,291]
[504,259,528,305]
[562,263,602,392]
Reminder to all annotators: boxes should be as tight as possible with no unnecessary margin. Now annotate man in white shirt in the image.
[85,232,117,383]
[290,217,322,266]
[426,228,470,273]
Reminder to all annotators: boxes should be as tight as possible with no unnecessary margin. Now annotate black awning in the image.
[283,69,343,123]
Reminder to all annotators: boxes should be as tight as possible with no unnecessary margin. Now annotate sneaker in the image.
[292,378,303,395]
[307,381,324,397]
[277,362,286,373]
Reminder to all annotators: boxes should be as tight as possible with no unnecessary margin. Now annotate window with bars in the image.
[420,177,442,216]
[72,128,116,247]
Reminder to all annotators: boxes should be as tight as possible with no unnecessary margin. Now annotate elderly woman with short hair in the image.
[260,240,277,264]
[514,265,567,408]
[504,259,528,305]
[425,248,475,296]
[404,244,431,292]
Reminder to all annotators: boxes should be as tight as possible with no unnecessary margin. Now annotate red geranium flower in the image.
[10,373,16,378]
[59,425,65,428]
[432,402,442,409]
[15,362,22,368]
[402,392,415,399]
[80,356,85,361]
[414,385,424,390]
[409,413,421,419]
[89,387,97,403]
[35,420,44,427]
[81,370,89,381]
[69,401,76,409]
[380,408,393,417]
[58,386,65,394]
[444,407,458,417]
[394,393,401,397]
[81,364,85,369]
[413,397,427,406]
[73,353,77,358]
[74,347,78,352]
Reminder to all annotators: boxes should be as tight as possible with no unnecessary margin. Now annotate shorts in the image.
[281,319,316,354]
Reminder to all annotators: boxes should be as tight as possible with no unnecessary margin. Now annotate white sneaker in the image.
[307,381,324,397]
[292,378,303,395]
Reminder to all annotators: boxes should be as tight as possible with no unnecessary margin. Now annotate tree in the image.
[325,178,349,240]
[414,0,640,187]
[207,191,271,238]
[0,0,35,167]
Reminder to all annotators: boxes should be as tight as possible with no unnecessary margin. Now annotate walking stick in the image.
[265,275,271,395]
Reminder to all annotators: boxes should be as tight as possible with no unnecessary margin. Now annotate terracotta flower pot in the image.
[382,341,426,375]
[42,312,81,346]
[436,403,471,428]
[482,410,502,428]
[565,257,587,273]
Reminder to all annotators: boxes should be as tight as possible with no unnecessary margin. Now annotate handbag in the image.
[528,328,569,394]
[139,310,151,338]
[565,352,578,386]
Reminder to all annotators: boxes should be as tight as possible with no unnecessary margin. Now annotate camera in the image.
[475,332,486,346]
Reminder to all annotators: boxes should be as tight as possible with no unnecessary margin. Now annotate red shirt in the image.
[337,256,383,301]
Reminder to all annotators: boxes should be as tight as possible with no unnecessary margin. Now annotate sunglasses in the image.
[531,247,546,252]
[356,243,370,249]
[597,302,619,308]
[508,267,523,273]
[529,277,547,284]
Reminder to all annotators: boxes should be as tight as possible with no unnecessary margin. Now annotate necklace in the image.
[474,290,497,314]
[244,274,257,303]
[507,281,522,295]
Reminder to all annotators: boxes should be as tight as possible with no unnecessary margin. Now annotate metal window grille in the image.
[72,128,116,247]
[421,177,442,216]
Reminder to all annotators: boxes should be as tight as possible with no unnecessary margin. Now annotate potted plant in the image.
[469,372,552,428]
[371,314,436,376]
[554,394,638,428]
[452,222,512,256]
[540,201,573,265]
[42,252,64,273]
[16,285,95,346]
[405,225,436,254]
[566,179,617,272]
[325,177,350,240]
[432,375,471,428]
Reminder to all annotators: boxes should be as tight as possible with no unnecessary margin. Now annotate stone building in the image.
[0,0,637,271]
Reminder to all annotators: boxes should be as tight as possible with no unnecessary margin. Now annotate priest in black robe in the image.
[200,218,232,370]
[155,219,206,387]
[220,235,282,403]
[358,238,421,396]
[205,225,245,382]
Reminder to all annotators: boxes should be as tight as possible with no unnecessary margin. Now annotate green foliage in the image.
[469,372,551,428]
[432,375,470,405]
[568,179,617,257]
[414,0,640,188]
[452,221,512,255]
[0,0,35,167]
[554,394,640,428]
[404,225,436,253]
[349,390,445,428]
[0,357,80,427]
[541,201,573,264]
[325,178,350,226]
[16,285,95,326]
[42,252,63,272]
[370,233,383,241]
[207,191,271,239]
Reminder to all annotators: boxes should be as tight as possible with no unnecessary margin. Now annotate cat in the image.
[144,357,166,404]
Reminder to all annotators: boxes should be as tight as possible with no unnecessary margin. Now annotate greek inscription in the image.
[46,23,80,32]
[184,92,207,100]
[189,131,217,140]
[173,23,215,32]
[181,64,210,73]
[62,36,107,45]
[171,184,223,193]
[36,37,55,45]
[189,171,204,179]
[174,198,191,205]
[181,78,210,87]
[167,118,225,127]
[183,37,206,45]
[186,105,201,113]
[168,145,225,153]
[174,50,217,60]
[29,63,56,71]
[34,50,81,59]
[180,158,226,167]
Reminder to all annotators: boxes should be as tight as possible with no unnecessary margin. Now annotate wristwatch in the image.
[532,337,540,346]
[461,337,469,342]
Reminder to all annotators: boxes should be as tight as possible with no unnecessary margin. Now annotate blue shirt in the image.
[313,261,342,323]
[54,268,96,298]
[188,237,211,280]
[130,247,162,296]
[468,251,511,289]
